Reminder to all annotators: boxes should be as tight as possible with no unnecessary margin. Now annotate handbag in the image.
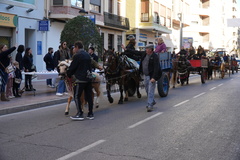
[14,78,21,84]
[86,70,96,80]
[31,64,36,72]
[0,62,14,73]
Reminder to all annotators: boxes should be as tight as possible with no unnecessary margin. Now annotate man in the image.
[88,47,98,71]
[139,44,162,112]
[67,41,94,120]
[43,47,55,87]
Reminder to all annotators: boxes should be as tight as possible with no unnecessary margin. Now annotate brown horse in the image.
[103,49,141,104]
[58,60,101,115]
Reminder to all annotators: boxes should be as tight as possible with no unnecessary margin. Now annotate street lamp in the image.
[79,9,88,16]
[178,13,183,50]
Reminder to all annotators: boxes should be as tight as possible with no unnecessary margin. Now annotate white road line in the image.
[193,92,206,99]
[218,83,223,87]
[128,112,163,129]
[173,100,190,107]
[210,87,216,90]
[57,140,106,160]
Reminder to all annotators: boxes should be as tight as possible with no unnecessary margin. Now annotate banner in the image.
[0,12,18,27]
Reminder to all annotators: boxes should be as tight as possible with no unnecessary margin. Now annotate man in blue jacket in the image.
[67,41,94,121]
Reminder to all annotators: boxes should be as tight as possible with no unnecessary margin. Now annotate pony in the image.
[103,49,141,104]
[58,60,101,115]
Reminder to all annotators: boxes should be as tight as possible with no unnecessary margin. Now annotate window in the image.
[154,12,159,24]
[90,0,101,13]
[141,0,149,22]
[108,34,114,50]
[53,0,63,5]
[13,0,35,5]
[71,0,84,8]
[108,0,113,13]
[117,35,122,52]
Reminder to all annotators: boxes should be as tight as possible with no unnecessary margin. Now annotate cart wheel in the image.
[157,72,169,97]
[127,78,136,97]
[201,68,206,84]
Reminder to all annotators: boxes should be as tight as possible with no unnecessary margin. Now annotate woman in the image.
[56,42,70,96]
[155,37,167,54]
[0,44,16,101]
[15,45,25,71]
[23,47,36,91]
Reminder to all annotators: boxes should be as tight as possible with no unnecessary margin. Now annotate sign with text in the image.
[38,20,49,31]
[0,12,18,27]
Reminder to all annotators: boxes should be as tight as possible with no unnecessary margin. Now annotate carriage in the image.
[188,59,208,83]
[103,50,172,104]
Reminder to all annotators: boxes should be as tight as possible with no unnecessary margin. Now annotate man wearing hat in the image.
[139,44,162,112]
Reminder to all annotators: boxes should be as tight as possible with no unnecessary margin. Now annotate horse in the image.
[103,49,141,104]
[58,60,101,115]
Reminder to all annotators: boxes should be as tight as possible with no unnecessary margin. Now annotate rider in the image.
[213,53,221,66]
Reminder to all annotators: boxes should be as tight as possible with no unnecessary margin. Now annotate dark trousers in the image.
[74,82,93,115]
[12,80,20,96]
[46,68,52,85]
[25,75,32,88]
[0,69,8,92]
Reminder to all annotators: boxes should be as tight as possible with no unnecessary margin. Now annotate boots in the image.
[1,92,10,101]
[30,85,36,91]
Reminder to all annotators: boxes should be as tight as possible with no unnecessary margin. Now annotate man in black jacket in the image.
[67,41,94,121]
[43,47,55,87]
[139,44,161,112]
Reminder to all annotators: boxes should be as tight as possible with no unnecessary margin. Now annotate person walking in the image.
[139,44,162,112]
[155,37,167,54]
[55,42,70,96]
[23,47,36,91]
[6,56,15,99]
[0,44,17,101]
[67,41,94,121]
[43,47,55,87]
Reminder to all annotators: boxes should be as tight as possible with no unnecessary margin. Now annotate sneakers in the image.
[64,92,68,95]
[147,106,153,112]
[47,84,52,87]
[70,113,84,121]
[86,114,94,120]
[56,93,63,96]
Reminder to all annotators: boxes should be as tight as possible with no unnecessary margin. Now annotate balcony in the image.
[104,12,129,30]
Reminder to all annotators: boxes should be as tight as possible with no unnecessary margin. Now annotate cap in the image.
[145,44,154,49]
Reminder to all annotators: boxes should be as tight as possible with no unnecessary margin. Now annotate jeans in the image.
[0,69,8,93]
[57,79,66,93]
[46,68,53,86]
[144,75,156,107]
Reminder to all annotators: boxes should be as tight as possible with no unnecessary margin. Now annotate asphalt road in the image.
[1,73,240,160]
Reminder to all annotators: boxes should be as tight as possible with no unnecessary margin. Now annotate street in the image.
[1,73,240,160]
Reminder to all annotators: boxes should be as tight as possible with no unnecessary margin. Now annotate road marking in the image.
[210,87,216,90]
[218,83,223,87]
[173,100,190,107]
[128,112,163,129]
[57,140,106,160]
[193,92,206,99]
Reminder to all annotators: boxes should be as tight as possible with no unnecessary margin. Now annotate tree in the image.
[60,16,102,53]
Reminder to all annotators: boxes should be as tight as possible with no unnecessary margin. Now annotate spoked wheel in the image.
[157,72,169,97]
[201,68,207,84]
[127,78,136,97]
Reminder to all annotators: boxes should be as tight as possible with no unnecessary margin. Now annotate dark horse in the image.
[103,49,141,104]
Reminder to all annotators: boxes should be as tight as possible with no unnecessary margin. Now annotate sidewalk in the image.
[0,80,69,116]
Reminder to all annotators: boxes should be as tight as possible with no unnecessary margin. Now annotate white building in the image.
[0,0,47,71]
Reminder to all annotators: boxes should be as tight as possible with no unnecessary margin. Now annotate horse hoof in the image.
[108,97,113,103]
[65,112,69,115]
[137,94,141,98]
[95,105,99,108]
[118,101,123,104]
[173,86,175,88]
[124,98,128,101]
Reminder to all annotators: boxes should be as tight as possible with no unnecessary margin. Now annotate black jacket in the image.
[44,52,54,70]
[15,52,23,70]
[67,49,92,82]
[23,55,33,71]
[0,47,16,71]
[53,50,60,68]
[139,52,162,80]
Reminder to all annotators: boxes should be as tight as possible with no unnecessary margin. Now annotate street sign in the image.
[38,20,49,31]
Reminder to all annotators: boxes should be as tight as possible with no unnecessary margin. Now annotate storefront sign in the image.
[0,12,18,27]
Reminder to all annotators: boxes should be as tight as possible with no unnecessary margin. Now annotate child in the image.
[13,61,22,97]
